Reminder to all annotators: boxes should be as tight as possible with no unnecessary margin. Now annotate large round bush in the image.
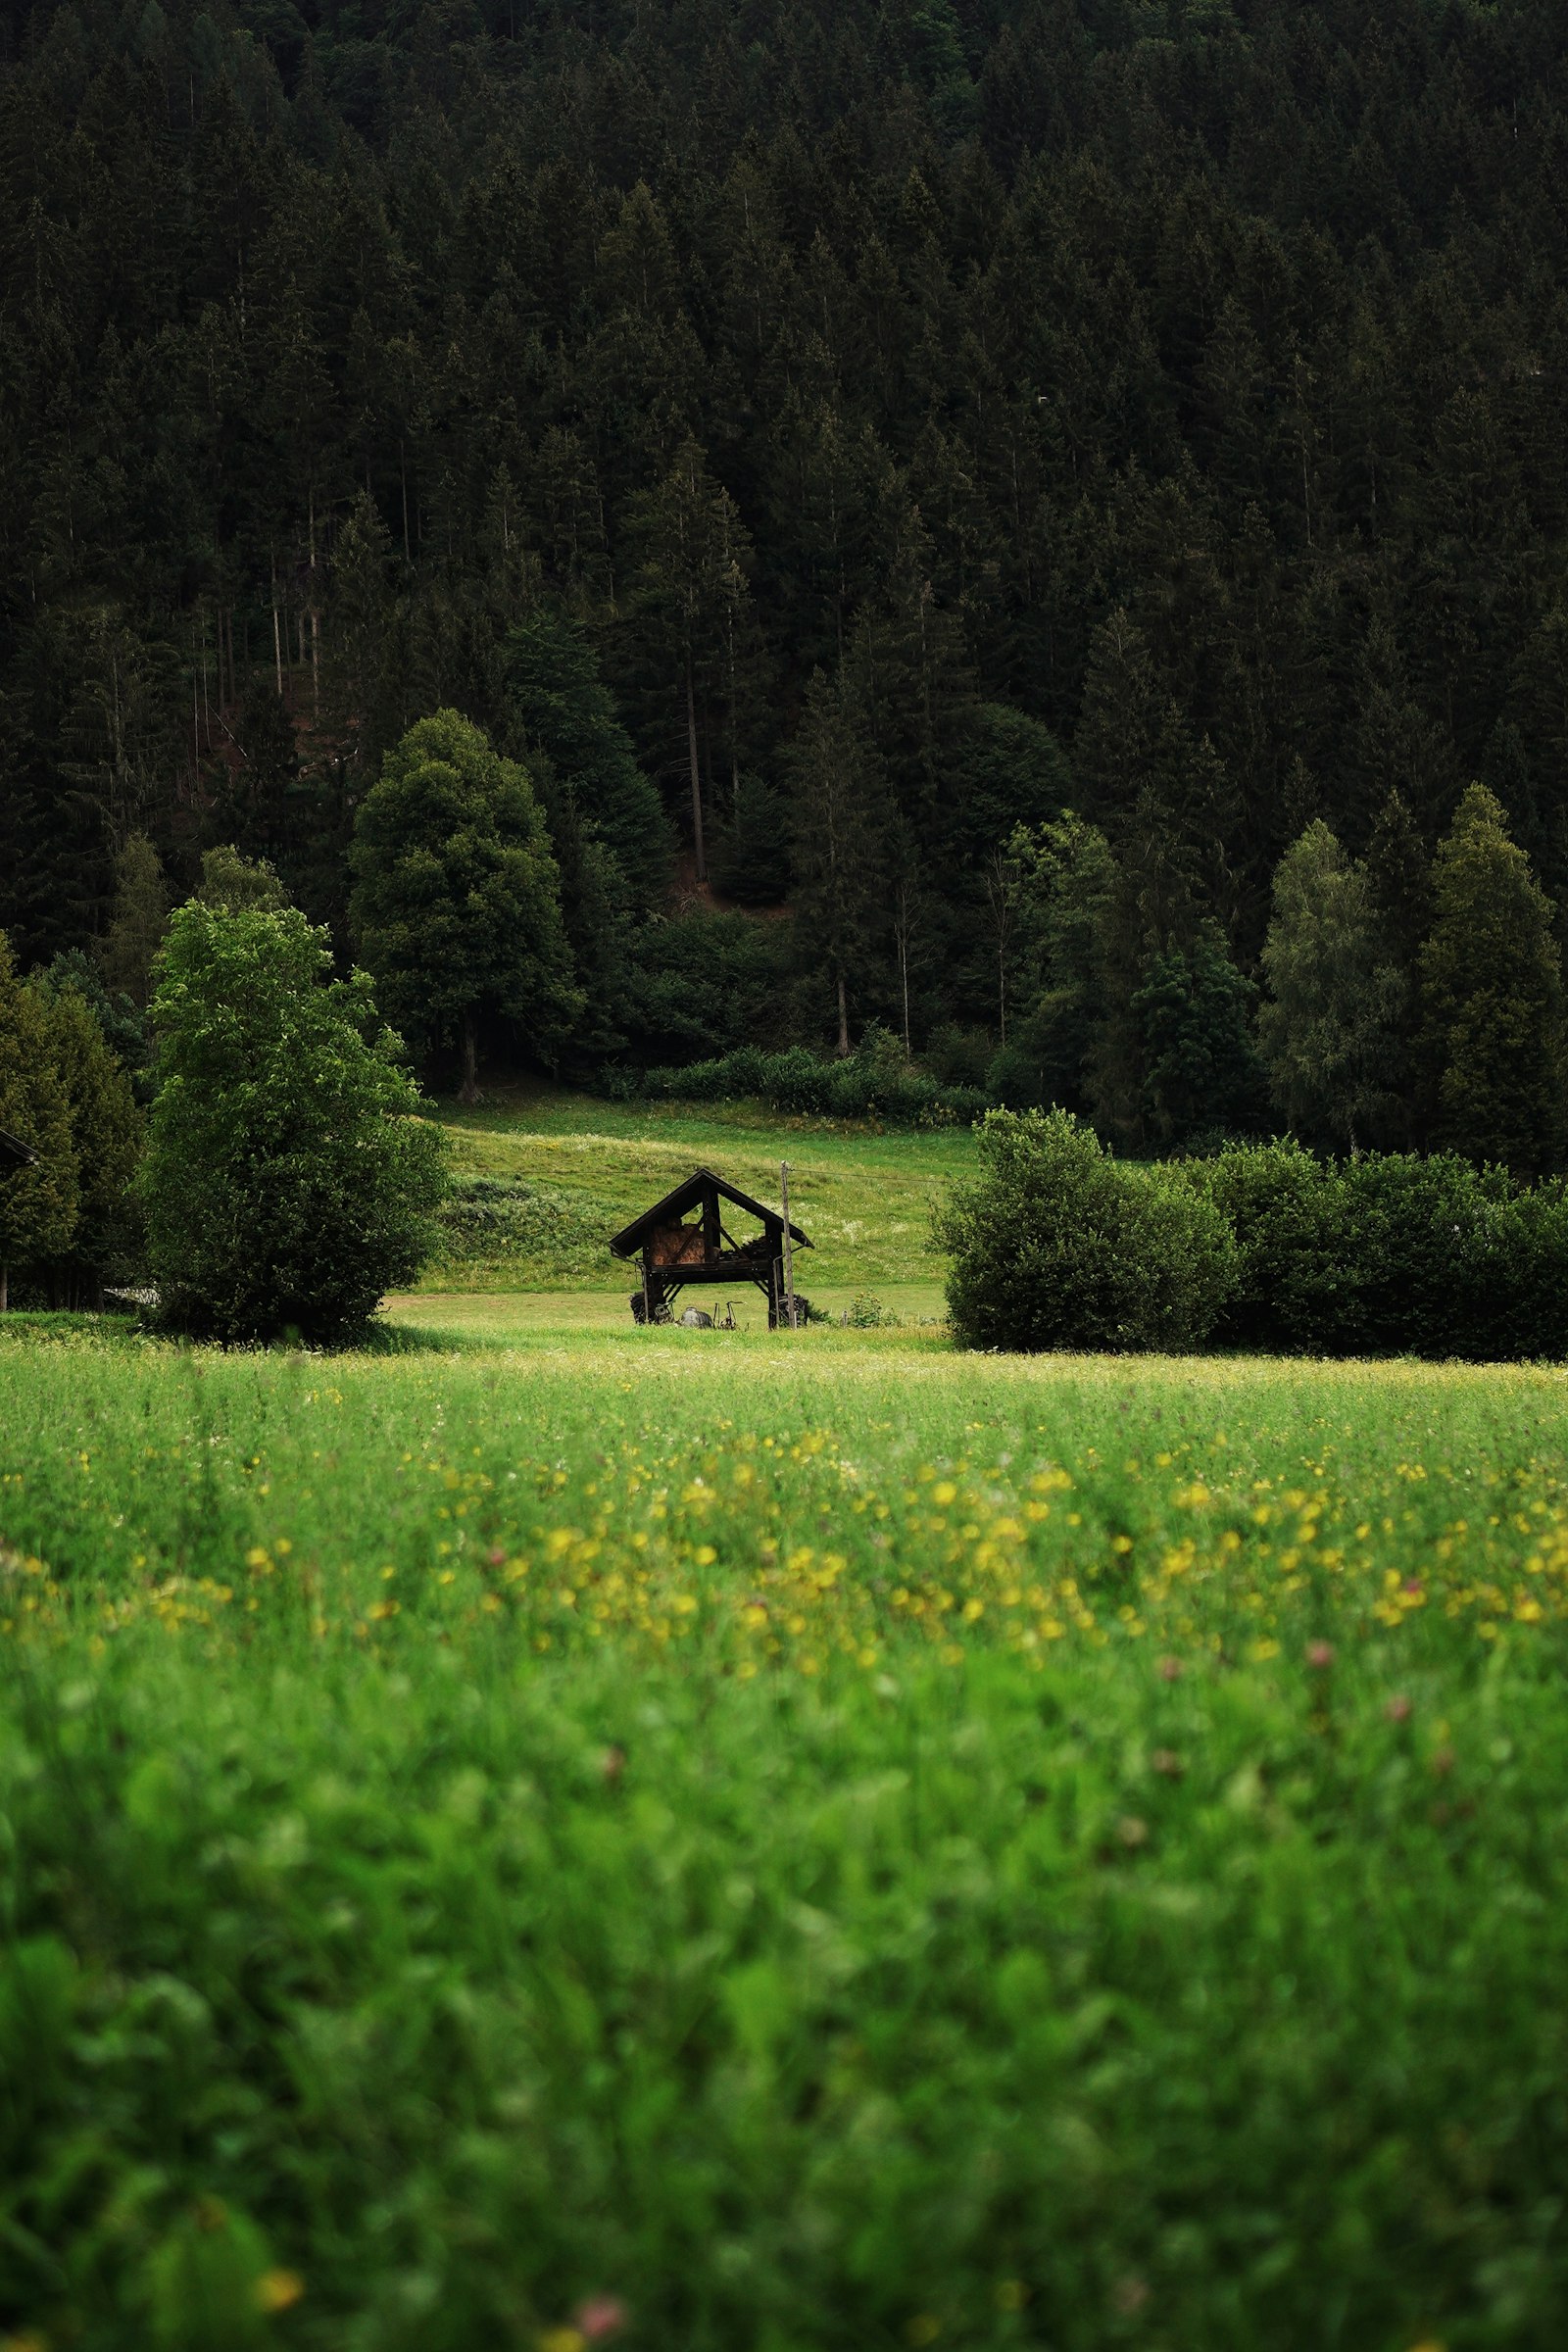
[142,905,446,1343]
[936,1109,1236,1352]
[1183,1139,1342,1351]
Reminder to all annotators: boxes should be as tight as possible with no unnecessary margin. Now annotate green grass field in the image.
[6,1282,1568,2350]
[421,1082,973,1295]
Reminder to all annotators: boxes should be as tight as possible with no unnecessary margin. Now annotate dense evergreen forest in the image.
[4,0,1568,1154]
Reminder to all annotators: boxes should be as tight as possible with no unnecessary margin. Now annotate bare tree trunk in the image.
[836,972,850,1056]
[459,1009,480,1104]
[985,850,1015,1046]
[0,1264,8,1313]
[309,489,320,715]
[686,651,706,880]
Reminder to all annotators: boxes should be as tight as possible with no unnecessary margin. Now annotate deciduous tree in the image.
[141,904,444,1342]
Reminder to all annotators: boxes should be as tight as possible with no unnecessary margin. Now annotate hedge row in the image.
[624,1043,990,1126]
[938,1112,1568,1361]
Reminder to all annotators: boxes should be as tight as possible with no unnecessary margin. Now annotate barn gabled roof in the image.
[609,1165,811,1258]
[0,1126,36,1168]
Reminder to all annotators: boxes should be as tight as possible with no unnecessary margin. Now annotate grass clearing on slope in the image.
[421,1082,974,1291]
[386,1282,949,1337]
[5,1325,1568,2349]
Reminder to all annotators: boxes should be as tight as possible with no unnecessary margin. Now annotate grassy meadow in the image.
[6,1098,1568,2349]
[419,1082,970,1304]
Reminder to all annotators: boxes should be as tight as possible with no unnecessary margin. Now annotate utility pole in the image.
[780,1161,797,1331]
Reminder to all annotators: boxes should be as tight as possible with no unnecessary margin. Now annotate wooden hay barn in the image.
[610,1167,810,1327]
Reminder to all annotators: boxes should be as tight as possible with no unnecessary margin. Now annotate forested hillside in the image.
[3,0,1568,1139]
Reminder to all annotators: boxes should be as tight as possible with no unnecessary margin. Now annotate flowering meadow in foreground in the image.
[5,1323,1568,2352]
[7,1333,1568,1676]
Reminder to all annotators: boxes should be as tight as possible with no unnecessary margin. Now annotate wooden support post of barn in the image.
[610,1167,811,1329]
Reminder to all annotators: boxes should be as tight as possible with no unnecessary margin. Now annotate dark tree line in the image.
[3,0,1568,1120]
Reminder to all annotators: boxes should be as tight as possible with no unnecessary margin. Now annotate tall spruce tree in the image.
[1258,820,1406,1150]
[1418,784,1566,1175]
[103,834,170,1009]
[998,812,1117,1111]
[30,982,143,1305]
[627,440,758,882]
[1132,929,1266,1149]
[787,670,892,1055]
[502,610,673,911]
[349,710,581,1100]
[0,933,78,1310]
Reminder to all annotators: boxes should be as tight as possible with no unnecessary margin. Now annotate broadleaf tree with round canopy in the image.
[349,710,581,1101]
[140,903,445,1343]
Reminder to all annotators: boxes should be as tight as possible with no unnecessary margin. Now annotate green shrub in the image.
[640,1037,989,1127]
[142,905,446,1343]
[1187,1143,1568,1362]
[936,1109,1236,1352]
[1326,1152,1558,1361]
[1182,1139,1343,1351]
[1498,1185,1568,1360]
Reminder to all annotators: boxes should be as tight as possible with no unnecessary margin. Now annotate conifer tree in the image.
[1365,790,1433,973]
[787,670,892,1055]
[1418,784,1566,1175]
[502,610,673,911]
[0,932,77,1310]
[852,480,975,828]
[711,776,792,908]
[31,982,143,1305]
[627,441,758,881]
[103,833,169,1009]
[1133,929,1266,1150]
[1087,794,1204,1145]
[996,812,1117,1110]
[1258,820,1405,1150]
[1071,610,1163,833]
[323,490,397,784]
[527,753,635,1066]
[32,950,149,1088]
[349,710,581,1100]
